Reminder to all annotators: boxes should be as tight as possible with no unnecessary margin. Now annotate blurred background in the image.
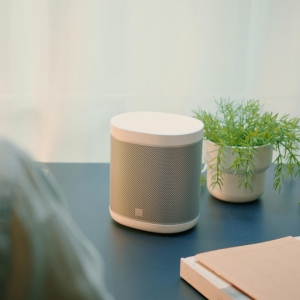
[0,0,299,162]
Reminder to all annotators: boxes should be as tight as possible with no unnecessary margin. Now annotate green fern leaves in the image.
[193,99,300,192]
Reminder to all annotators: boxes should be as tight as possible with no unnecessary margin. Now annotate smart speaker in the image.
[109,111,204,233]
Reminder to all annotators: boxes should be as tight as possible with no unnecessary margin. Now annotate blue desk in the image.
[46,163,300,300]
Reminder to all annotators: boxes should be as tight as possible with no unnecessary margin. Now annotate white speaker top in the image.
[110,111,204,146]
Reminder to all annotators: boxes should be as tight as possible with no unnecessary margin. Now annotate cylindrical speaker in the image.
[109,111,204,233]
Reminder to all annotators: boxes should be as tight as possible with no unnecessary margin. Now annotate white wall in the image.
[1,0,300,162]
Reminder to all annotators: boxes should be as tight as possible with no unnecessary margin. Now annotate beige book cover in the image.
[195,236,300,300]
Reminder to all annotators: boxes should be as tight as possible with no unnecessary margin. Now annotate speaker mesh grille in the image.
[110,137,202,224]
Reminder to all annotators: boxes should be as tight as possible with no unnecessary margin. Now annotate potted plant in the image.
[193,99,300,202]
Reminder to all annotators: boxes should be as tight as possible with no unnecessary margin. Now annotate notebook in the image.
[180,236,300,300]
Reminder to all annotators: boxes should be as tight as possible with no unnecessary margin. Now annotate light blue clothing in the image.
[0,139,113,300]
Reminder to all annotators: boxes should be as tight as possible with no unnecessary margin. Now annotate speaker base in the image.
[110,207,199,234]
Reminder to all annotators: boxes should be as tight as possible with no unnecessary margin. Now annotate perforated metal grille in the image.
[110,137,202,224]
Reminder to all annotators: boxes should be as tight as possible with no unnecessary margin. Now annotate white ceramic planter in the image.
[204,140,273,202]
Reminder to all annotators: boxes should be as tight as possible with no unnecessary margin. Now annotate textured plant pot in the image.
[204,140,273,202]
